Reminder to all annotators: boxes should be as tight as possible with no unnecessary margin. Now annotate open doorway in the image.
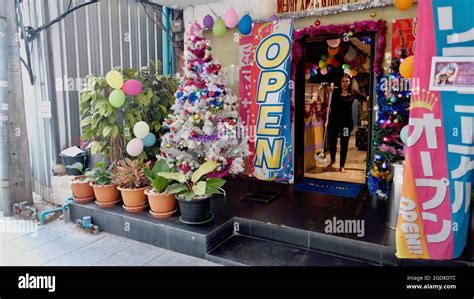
[301,34,374,184]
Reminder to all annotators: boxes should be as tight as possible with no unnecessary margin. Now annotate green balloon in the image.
[109,89,125,108]
[213,17,226,38]
[320,53,328,61]
[342,63,350,70]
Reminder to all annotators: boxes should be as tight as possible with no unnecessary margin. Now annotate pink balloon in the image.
[126,138,144,157]
[224,7,238,28]
[189,21,202,36]
[320,68,328,75]
[122,79,142,96]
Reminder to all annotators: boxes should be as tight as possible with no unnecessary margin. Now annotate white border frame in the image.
[429,56,474,92]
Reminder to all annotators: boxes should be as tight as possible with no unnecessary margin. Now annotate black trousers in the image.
[328,122,353,168]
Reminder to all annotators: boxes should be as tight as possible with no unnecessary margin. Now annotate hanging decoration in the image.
[203,14,214,29]
[108,89,125,108]
[399,55,415,78]
[126,138,144,157]
[394,0,414,11]
[326,38,341,48]
[133,121,150,139]
[212,17,227,37]
[238,14,253,35]
[224,7,239,28]
[122,79,142,96]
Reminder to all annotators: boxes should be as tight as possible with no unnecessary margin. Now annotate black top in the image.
[328,92,365,128]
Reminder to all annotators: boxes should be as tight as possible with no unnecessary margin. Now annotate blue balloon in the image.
[327,65,335,73]
[238,14,253,35]
[310,68,318,77]
[143,133,156,147]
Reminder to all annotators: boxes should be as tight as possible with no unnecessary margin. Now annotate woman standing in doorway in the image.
[325,74,365,173]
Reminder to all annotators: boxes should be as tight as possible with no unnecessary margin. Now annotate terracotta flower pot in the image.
[118,186,148,209]
[145,189,176,219]
[70,176,95,203]
[90,183,121,205]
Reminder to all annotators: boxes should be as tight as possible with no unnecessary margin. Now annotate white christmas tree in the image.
[159,24,249,178]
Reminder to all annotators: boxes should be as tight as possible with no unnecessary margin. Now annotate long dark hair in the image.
[334,74,352,97]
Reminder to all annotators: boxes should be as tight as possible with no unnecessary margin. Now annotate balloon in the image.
[326,57,335,66]
[224,7,238,28]
[310,68,318,77]
[320,53,328,61]
[344,45,356,62]
[212,17,226,37]
[344,68,351,75]
[342,63,350,70]
[126,138,144,157]
[400,125,409,144]
[133,121,150,139]
[328,46,339,56]
[106,70,123,89]
[327,38,341,48]
[203,14,214,29]
[108,89,125,108]
[350,69,358,77]
[332,59,340,68]
[318,60,327,69]
[320,68,328,75]
[305,73,311,80]
[238,14,253,35]
[395,0,414,10]
[399,55,415,78]
[327,65,335,74]
[122,79,142,96]
[142,132,156,147]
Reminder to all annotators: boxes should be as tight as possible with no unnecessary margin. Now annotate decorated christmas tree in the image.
[159,23,249,178]
[368,50,411,199]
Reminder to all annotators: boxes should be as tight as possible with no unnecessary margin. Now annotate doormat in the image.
[294,178,363,199]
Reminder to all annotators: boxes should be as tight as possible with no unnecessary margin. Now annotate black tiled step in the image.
[207,235,374,266]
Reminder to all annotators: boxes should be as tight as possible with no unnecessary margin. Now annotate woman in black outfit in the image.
[325,74,365,173]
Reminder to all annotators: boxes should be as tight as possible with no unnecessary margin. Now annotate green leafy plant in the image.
[89,161,115,186]
[157,161,226,201]
[80,60,178,162]
[113,158,151,189]
[144,159,172,194]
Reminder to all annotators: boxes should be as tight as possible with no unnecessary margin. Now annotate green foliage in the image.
[88,161,115,186]
[113,158,151,189]
[157,162,226,201]
[80,60,178,161]
[144,159,171,193]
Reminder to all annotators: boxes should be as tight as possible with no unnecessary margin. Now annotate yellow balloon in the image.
[106,70,123,89]
[350,69,358,77]
[395,0,414,10]
[399,55,415,78]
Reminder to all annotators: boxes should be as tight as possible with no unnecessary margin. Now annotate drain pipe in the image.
[162,6,170,75]
[0,9,12,216]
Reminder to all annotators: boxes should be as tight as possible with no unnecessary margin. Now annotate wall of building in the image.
[20,0,165,200]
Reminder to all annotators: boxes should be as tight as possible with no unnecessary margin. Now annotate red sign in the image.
[392,18,417,58]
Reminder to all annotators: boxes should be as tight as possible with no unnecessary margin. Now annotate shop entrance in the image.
[294,32,376,186]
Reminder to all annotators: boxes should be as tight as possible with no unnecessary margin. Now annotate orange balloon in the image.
[328,47,339,56]
[399,55,415,78]
[395,0,414,10]
[326,57,335,65]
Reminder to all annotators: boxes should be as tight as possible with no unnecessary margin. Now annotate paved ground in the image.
[0,212,220,266]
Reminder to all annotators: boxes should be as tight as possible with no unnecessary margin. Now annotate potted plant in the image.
[89,161,121,208]
[69,162,95,203]
[144,159,176,219]
[114,158,151,213]
[157,161,226,225]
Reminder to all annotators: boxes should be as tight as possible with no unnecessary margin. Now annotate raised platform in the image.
[69,178,473,266]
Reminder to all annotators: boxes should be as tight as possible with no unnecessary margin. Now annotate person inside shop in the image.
[325,74,366,173]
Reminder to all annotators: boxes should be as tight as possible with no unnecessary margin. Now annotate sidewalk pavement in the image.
[0,212,220,266]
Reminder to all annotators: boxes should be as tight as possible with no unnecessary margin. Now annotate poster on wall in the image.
[239,19,294,183]
[391,18,417,58]
[396,0,474,260]
[429,56,474,92]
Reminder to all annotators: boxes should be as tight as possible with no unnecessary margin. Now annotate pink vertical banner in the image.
[239,35,254,127]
